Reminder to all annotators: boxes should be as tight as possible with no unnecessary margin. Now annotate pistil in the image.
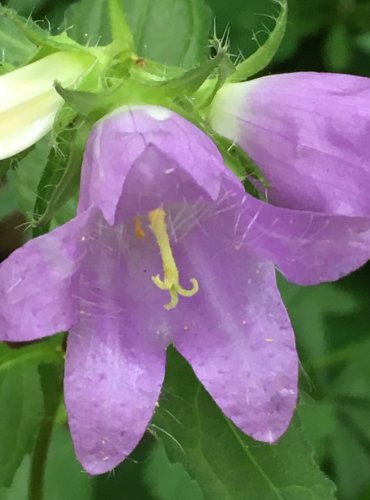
[148,207,199,310]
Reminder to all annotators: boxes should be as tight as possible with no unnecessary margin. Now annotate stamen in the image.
[134,216,145,239]
[148,207,199,310]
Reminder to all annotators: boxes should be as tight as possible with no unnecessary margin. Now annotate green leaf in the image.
[278,278,358,373]
[3,0,45,17]
[333,414,370,500]
[93,435,157,499]
[324,24,352,72]
[64,0,111,46]
[65,0,212,67]
[280,268,370,500]
[0,426,93,500]
[357,33,370,55]
[1,5,105,60]
[31,120,90,236]
[0,6,52,52]
[44,426,93,500]
[227,0,288,82]
[0,341,62,374]
[0,184,17,220]
[0,13,36,67]
[152,348,336,500]
[7,138,51,217]
[144,441,203,500]
[0,361,43,488]
[0,455,29,500]
[124,0,212,67]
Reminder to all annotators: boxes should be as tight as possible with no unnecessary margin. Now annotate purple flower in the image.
[1,101,369,474]
[210,72,370,283]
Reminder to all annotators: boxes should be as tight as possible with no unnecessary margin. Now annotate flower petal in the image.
[0,91,62,160]
[170,212,297,443]
[64,215,167,474]
[78,105,225,224]
[236,190,370,285]
[210,73,370,216]
[65,320,165,475]
[0,209,95,341]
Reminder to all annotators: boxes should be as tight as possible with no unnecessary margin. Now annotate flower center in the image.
[147,207,199,310]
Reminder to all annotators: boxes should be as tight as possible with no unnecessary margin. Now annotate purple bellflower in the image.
[1,102,370,474]
[210,72,370,283]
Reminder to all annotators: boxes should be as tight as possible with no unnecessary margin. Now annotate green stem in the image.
[28,363,63,500]
[28,409,58,500]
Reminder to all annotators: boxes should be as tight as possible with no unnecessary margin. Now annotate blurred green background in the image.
[1,0,370,499]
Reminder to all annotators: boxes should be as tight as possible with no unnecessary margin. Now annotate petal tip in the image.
[79,454,125,476]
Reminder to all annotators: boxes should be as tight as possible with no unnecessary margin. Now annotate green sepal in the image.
[212,134,269,198]
[108,0,134,53]
[55,78,176,123]
[227,0,288,82]
[159,45,227,97]
[128,58,183,84]
[55,46,228,123]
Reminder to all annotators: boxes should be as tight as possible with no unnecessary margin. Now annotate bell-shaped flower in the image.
[0,105,299,474]
[209,72,370,284]
[0,51,93,160]
[2,104,370,474]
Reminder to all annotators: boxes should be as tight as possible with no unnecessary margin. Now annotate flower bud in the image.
[0,51,93,160]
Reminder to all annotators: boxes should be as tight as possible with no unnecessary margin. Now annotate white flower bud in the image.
[0,51,93,160]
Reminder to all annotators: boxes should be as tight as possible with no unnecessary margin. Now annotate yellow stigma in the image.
[148,208,199,310]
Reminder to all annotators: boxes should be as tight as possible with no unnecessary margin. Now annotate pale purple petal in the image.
[168,198,297,443]
[210,72,370,216]
[78,105,225,224]
[234,188,370,285]
[64,215,167,475]
[65,324,165,475]
[0,209,96,341]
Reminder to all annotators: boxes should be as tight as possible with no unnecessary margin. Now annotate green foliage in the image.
[144,441,203,500]
[0,14,36,67]
[123,0,212,68]
[7,138,51,217]
[280,267,370,500]
[64,0,212,68]
[0,184,17,220]
[324,24,352,72]
[153,348,335,500]
[0,356,43,490]
[227,0,288,82]
[31,121,89,236]
[64,0,111,46]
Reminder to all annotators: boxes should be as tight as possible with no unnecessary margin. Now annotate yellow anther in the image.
[148,207,199,310]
